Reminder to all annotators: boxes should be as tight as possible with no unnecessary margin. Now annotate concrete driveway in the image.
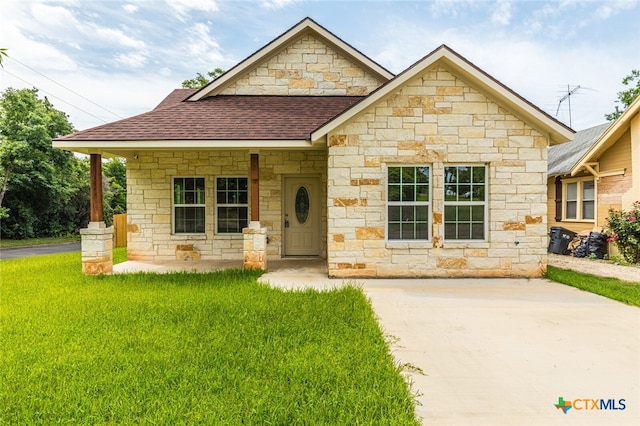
[260,273,640,425]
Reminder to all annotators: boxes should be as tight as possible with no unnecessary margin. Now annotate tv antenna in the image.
[556,85,581,127]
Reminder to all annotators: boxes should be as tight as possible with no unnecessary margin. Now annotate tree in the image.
[181,68,225,89]
[0,88,83,238]
[0,48,7,67]
[102,157,127,226]
[605,69,640,121]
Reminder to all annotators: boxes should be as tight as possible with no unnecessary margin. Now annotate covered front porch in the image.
[75,147,330,274]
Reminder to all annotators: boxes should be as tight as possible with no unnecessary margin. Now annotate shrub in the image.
[604,201,640,264]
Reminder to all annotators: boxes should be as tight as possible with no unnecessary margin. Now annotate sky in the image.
[2,0,639,132]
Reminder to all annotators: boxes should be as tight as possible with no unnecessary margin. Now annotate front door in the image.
[283,176,321,256]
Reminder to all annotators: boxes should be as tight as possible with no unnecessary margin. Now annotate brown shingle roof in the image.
[153,88,197,110]
[57,96,365,141]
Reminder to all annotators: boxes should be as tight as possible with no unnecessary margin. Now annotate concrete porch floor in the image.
[112,257,329,275]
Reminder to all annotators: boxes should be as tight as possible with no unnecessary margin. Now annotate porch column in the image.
[244,153,267,270]
[81,153,113,274]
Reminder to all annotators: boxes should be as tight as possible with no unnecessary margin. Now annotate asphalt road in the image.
[0,242,81,259]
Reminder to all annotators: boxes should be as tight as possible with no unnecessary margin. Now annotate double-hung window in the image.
[564,179,594,221]
[173,177,206,234]
[216,177,248,233]
[387,166,430,240]
[444,165,487,240]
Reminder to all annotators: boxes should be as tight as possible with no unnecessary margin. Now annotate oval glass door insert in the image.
[295,186,310,224]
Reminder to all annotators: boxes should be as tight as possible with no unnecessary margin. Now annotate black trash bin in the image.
[548,227,577,255]
[587,231,608,259]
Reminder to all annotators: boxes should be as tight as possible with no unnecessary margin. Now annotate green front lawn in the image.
[0,252,419,425]
[547,265,640,307]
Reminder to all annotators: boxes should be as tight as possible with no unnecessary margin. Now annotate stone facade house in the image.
[55,18,573,277]
[547,96,639,237]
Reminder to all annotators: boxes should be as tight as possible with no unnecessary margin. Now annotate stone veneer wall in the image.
[219,34,385,96]
[126,149,327,262]
[327,65,550,278]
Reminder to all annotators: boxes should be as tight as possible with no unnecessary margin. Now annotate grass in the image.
[547,265,640,307]
[0,234,81,248]
[112,246,127,264]
[0,252,419,425]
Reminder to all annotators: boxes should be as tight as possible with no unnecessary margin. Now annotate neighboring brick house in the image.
[547,96,639,236]
[55,18,573,277]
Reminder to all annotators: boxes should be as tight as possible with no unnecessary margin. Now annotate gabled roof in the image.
[54,96,364,155]
[188,17,394,100]
[548,122,611,176]
[311,45,574,145]
[57,95,363,141]
[571,96,640,176]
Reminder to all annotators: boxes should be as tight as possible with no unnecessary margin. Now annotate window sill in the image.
[561,219,595,223]
[171,234,207,240]
[442,241,490,249]
[385,241,431,249]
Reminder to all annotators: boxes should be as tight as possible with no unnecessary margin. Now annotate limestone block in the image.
[436,257,468,268]
[355,227,384,239]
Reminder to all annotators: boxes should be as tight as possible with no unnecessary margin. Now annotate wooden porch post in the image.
[81,153,112,274]
[250,153,259,222]
[90,153,103,222]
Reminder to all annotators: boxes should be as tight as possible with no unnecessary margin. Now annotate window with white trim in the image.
[387,166,430,240]
[564,179,594,221]
[444,165,487,240]
[173,177,206,234]
[216,177,248,233]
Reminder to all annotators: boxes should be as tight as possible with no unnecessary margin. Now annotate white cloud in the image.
[123,4,139,13]
[30,3,80,34]
[261,0,298,10]
[165,0,219,19]
[491,1,512,26]
[89,24,147,50]
[593,0,638,21]
[115,51,150,68]
[186,23,225,64]
[429,0,479,17]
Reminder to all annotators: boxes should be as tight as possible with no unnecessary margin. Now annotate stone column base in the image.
[243,226,267,270]
[81,222,114,274]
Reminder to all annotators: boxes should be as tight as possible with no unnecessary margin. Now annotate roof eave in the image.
[53,139,318,156]
[570,96,640,176]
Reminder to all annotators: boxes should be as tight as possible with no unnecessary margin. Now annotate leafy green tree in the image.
[102,157,127,226]
[181,68,225,89]
[0,87,82,238]
[0,48,7,67]
[605,69,640,121]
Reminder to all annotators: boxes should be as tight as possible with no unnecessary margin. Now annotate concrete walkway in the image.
[258,271,640,425]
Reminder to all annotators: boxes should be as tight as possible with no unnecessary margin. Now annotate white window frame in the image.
[172,176,206,234]
[443,164,488,241]
[563,177,596,222]
[386,165,431,241]
[215,176,249,234]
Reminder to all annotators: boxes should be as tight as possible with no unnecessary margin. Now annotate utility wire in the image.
[1,68,109,124]
[7,56,123,119]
